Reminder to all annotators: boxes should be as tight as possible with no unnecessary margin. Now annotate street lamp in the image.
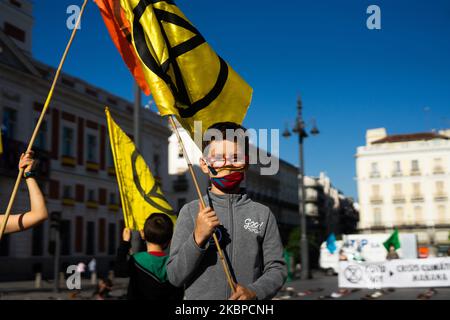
[283,96,319,280]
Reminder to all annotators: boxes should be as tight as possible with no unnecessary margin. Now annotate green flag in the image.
[383,228,401,251]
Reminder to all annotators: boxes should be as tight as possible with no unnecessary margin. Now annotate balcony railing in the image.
[392,196,406,204]
[411,194,424,203]
[370,196,383,204]
[392,171,403,177]
[0,138,50,179]
[370,171,381,178]
[410,169,421,176]
[86,161,99,172]
[434,193,448,202]
[61,155,76,167]
[433,167,445,175]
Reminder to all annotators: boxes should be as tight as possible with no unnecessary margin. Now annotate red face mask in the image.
[211,172,245,192]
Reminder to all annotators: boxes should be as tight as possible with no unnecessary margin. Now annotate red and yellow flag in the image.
[95,0,252,136]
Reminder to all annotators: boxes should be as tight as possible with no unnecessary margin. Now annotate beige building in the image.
[0,0,172,280]
[356,128,450,256]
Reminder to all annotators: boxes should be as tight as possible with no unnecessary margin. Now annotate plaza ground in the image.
[1,271,449,300]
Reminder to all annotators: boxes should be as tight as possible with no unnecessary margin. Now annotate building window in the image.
[411,160,420,175]
[2,107,17,139]
[87,134,98,162]
[370,162,380,178]
[437,205,446,224]
[394,184,402,196]
[63,185,73,199]
[35,119,47,150]
[371,185,380,198]
[75,216,84,253]
[85,88,98,97]
[60,220,71,255]
[4,22,25,42]
[108,223,116,255]
[411,182,424,203]
[373,208,382,227]
[395,207,403,226]
[393,161,402,176]
[86,221,95,255]
[433,158,444,174]
[435,181,447,201]
[153,154,160,177]
[107,147,114,167]
[109,193,117,205]
[88,189,96,202]
[98,218,106,253]
[62,127,74,157]
[436,181,445,194]
[413,206,423,225]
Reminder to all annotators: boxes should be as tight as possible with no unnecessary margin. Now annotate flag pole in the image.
[0,0,89,241]
[168,115,236,293]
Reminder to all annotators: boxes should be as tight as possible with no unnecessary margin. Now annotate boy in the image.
[167,122,287,300]
[0,151,48,234]
[115,213,184,300]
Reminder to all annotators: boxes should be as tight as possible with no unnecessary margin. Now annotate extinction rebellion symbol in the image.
[344,265,363,284]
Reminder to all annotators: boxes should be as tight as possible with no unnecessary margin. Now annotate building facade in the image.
[0,0,172,280]
[356,128,450,256]
[304,172,359,266]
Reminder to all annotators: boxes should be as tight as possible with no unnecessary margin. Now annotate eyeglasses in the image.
[205,155,249,169]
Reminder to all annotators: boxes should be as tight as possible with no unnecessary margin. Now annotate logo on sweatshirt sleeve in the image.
[243,218,264,234]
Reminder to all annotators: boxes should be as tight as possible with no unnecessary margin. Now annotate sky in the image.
[31,0,450,199]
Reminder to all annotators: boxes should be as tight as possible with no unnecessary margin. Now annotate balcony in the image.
[392,171,403,177]
[434,193,448,202]
[86,161,99,172]
[107,166,115,176]
[370,171,381,179]
[62,198,75,206]
[0,138,50,179]
[392,195,406,204]
[108,203,119,212]
[411,194,424,203]
[61,155,76,167]
[173,174,188,192]
[433,167,445,175]
[370,196,383,205]
[410,169,421,176]
[86,201,99,209]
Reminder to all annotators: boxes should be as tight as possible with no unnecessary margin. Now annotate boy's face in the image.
[200,139,248,178]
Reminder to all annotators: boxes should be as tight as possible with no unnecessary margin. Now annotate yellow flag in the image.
[106,108,176,230]
[95,0,253,136]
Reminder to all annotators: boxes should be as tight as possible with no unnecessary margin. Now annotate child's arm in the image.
[114,228,132,277]
[1,152,48,234]
[245,210,287,300]
[167,203,217,287]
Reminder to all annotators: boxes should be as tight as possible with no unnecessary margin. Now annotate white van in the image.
[319,233,418,275]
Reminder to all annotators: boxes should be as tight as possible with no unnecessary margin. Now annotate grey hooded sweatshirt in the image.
[167,189,287,300]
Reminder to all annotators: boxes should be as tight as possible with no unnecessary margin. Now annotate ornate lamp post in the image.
[282,96,319,280]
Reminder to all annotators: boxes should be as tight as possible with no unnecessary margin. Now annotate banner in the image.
[339,257,450,289]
